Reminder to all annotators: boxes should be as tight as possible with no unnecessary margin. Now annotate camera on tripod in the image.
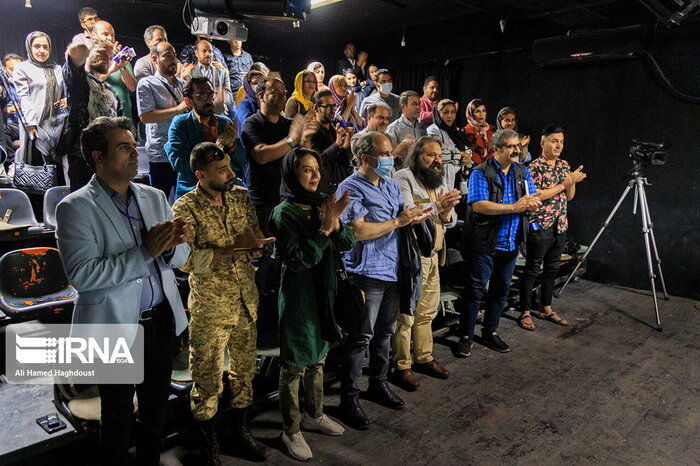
[629,140,667,166]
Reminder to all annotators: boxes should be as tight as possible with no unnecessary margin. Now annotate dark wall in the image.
[1,2,697,298]
[362,14,700,300]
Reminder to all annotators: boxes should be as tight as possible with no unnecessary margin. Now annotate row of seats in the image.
[0,187,70,240]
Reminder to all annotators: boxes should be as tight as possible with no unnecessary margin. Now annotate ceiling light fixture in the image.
[310,0,344,9]
[25,0,32,7]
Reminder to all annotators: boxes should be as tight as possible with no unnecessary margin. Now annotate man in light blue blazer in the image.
[55,116,190,465]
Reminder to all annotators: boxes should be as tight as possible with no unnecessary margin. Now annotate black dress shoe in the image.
[339,396,370,430]
[366,381,405,410]
[481,330,511,353]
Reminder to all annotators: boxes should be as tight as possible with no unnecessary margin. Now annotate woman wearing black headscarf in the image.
[427,98,473,189]
[13,31,67,166]
[268,147,355,461]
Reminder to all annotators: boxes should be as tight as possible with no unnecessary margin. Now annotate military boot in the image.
[198,417,222,466]
[230,407,270,461]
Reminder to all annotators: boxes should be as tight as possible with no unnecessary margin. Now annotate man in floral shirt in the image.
[517,124,586,330]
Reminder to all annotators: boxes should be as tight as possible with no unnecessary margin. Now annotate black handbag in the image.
[332,252,365,334]
[13,136,57,194]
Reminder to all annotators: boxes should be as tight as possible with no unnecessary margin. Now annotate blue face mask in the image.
[373,156,394,177]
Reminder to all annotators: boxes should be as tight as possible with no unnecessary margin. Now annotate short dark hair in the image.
[78,7,98,22]
[190,142,224,173]
[254,77,283,97]
[2,53,22,66]
[542,123,565,137]
[407,136,441,172]
[399,90,419,107]
[183,76,212,99]
[80,116,135,171]
[250,62,270,74]
[423,76,438,87]
[364,102,392,119]
[143,25,166,42]
[312,89,333,105]
[376,68,391,80]
[343,68,357,77]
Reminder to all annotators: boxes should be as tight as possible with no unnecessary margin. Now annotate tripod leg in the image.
[636,180,662,332]
[555,183,634,298]
[637,182,669,300]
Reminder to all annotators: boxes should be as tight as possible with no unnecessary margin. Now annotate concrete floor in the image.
[6,279,698,465]
[201,279,699,465]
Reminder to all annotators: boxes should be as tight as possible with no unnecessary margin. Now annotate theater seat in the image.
[0,188,45,239]
[0,247,76,321]
[42,185,70,231]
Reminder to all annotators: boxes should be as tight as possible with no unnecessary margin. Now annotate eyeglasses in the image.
[193,92,216,100]
[501,144,521,150]
[317,104,337,109]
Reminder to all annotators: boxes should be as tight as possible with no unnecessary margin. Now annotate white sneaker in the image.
[282,431,313,461]
[301,413,345,436]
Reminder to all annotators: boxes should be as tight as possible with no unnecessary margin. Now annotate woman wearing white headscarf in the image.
[13,31,67,166]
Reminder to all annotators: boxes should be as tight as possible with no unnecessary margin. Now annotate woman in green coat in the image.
[269,147,355,461]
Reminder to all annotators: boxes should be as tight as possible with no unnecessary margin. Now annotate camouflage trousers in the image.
[189,312,257,421]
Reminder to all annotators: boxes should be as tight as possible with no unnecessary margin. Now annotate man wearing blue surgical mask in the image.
[335,131,431,431]
[359,68,401,124]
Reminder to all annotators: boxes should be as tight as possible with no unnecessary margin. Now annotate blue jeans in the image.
[341,275,399,398]
[458,248,519,338]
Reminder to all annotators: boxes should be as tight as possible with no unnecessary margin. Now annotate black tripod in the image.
[555,165,668,331]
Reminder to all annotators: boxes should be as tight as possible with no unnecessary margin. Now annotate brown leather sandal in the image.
[517,313,536,331]
[536,311,570,326]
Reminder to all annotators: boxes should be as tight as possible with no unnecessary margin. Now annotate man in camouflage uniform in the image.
[172,141,274,464]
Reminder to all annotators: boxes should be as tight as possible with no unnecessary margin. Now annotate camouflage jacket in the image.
[172,185,259,324]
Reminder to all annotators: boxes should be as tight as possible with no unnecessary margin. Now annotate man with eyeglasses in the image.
[391,136,460,391]
[166,76,239,199]
[137,42,188,198]
[310,88,353,195]
[335,131,431,430]
[454,129,542,357]
[72,7,99,46]
[172,142,274,463]
[187,38,233,115]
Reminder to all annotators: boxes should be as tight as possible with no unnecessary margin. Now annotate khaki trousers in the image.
[279,357,326,435]
[392,253,440,370]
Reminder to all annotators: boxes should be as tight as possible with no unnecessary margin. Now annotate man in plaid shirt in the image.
[455,129,542,356]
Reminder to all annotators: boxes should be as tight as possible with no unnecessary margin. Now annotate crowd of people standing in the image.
[1,7,589,465]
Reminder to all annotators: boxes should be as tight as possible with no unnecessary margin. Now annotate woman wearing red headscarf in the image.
[461,98,495,165]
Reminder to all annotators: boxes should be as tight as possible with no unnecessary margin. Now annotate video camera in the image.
[629,140,667,166]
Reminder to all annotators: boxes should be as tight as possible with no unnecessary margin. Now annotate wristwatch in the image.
[285,136,296,148]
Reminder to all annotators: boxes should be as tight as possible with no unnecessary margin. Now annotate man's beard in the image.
[91,61,109,74]
[414,161,444,190]
[210,179,233,192]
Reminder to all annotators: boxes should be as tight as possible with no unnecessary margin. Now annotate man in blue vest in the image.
[455,129,541,357]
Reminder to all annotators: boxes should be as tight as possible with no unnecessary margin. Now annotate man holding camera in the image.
[517,124,586,330]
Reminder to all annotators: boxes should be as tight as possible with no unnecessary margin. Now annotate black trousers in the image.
[67,140,93,192]
[148,162,176,200]
[98,302,175,466]
[519,228,567,311]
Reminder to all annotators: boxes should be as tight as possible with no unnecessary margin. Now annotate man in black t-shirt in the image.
[240,77,314,231]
